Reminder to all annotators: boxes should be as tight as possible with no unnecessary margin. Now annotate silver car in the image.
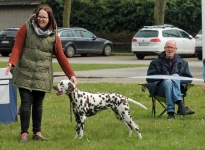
[195,30,202,60]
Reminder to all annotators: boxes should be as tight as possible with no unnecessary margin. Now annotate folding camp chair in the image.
[140,83,194,117]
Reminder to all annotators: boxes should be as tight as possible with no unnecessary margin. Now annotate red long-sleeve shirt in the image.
[9,24,75,78]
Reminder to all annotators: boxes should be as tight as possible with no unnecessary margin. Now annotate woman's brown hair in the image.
[35,4,57,30]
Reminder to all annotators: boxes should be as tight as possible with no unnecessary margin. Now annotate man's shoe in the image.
[19,132,28,142]
[167,115,175,120]
[177,106,195,115]
[32,132,46,141]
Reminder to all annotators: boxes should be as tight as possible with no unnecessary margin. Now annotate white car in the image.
[195,29,202,60]
[131,24,195,59]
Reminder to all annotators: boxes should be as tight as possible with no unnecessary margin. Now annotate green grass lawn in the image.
[0,83,205,150]
[0,62,147,72]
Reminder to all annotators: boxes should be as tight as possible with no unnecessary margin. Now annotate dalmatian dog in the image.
[53,80,147,139]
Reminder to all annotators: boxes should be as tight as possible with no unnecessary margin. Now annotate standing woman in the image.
[5,4,77,142]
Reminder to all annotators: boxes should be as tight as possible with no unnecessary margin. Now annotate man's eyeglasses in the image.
[164,46,176,50]
[37,16,48,20]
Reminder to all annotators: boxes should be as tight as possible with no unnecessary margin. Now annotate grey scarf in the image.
[31,19,52,37]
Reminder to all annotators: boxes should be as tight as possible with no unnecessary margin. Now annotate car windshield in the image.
[135,30,158,38]
[0,30,17,36]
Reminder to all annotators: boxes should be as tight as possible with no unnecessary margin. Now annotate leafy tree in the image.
[154,0,166,25]
[165,0,201,35]
[63,0,72,27]
[40,0,64,27]
[39,0,202,52]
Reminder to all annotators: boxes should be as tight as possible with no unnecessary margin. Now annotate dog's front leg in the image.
[74,114,86,139]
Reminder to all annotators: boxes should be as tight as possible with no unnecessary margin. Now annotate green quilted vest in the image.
[12,20,56,92]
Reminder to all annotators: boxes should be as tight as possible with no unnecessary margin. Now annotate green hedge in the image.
[41,0,202,52]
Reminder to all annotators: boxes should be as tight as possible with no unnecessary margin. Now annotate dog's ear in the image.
[53,85,58,91]
[67,82,75,93]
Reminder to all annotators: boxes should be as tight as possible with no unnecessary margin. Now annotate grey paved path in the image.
[1,55,203,84]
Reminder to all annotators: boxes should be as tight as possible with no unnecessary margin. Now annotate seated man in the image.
[146,40,195,120]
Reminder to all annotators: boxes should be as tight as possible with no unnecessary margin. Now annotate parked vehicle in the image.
[57,27,113,58]
[195,29,202,60]
[131,24,195,60]
[0,27,19,56]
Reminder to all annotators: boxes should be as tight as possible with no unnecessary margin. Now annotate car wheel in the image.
[136,54,145,60]
[196,54,202,60]
[81,54,88,57]
[102,44,112,56]
[65,45,75,58]
[1,52,10,56]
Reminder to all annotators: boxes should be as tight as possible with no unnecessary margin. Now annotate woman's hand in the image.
[70,76,77,85]
[5,63,12,75]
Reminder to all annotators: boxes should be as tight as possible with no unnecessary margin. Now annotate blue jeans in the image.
[156,74,182,113]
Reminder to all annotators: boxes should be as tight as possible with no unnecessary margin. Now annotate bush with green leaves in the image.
[39,0,202,52]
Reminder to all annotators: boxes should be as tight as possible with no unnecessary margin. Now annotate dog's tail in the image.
[128,98,147,110]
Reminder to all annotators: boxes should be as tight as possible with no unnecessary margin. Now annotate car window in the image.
[135,30,158,38]
[71,30,82,37]
[59,30,73,37]
[198,30,202,34]
[0,30,17,36]
[81,30,94,38]
[178,30,190,38]
[166,30,180,37]
[162,30,169,37]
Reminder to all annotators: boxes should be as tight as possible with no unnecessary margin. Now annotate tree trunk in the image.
[154,0,166,25]
[63,0,71,27]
